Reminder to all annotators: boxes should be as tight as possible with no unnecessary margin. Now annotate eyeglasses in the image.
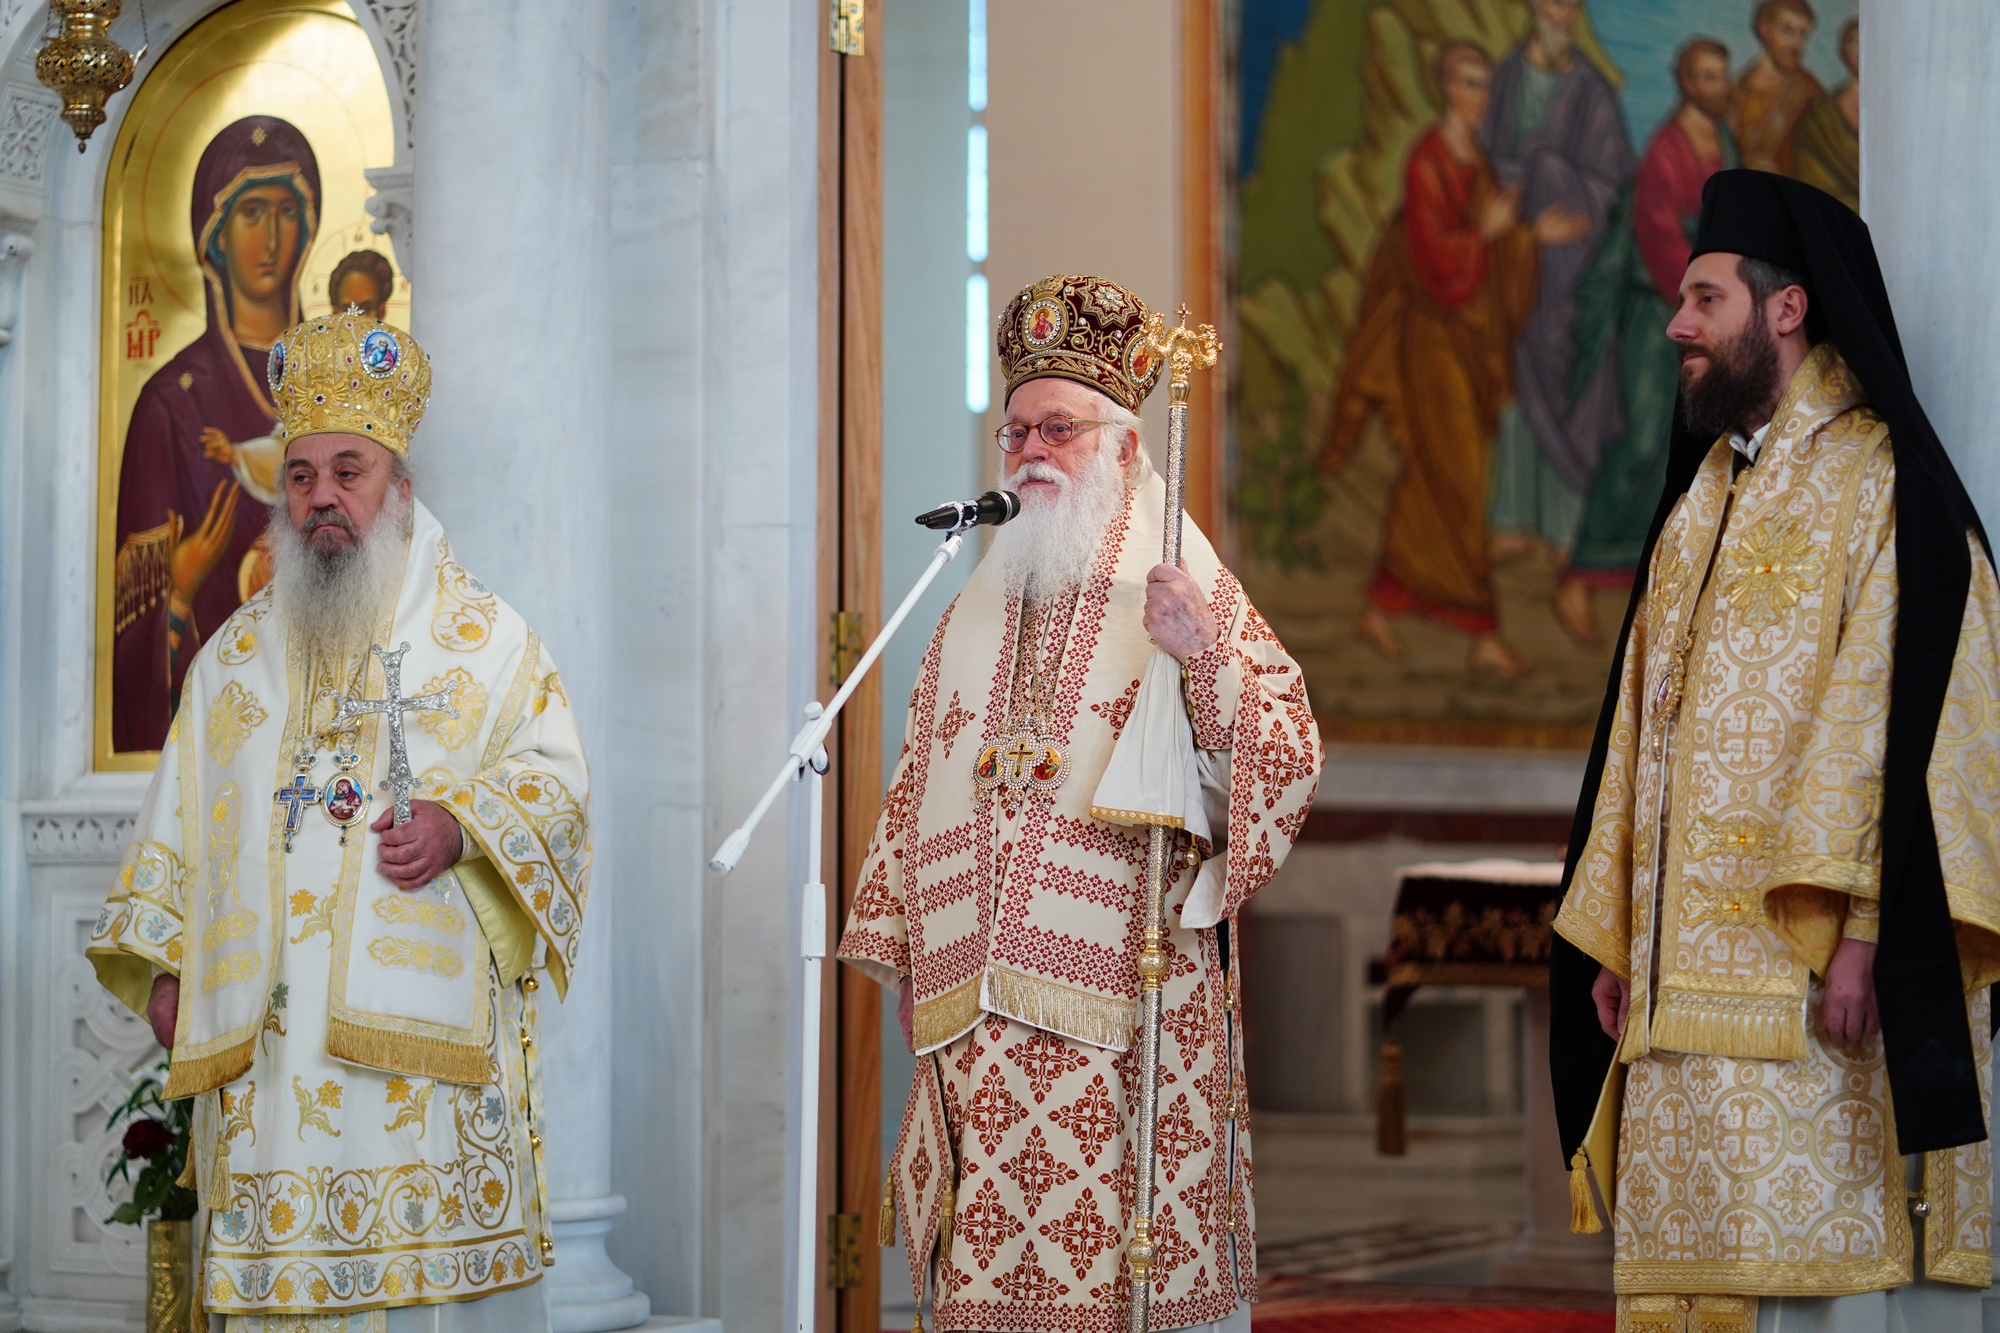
[994,414,1114,454]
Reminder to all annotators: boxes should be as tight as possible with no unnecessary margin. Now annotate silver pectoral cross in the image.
[333,643,460,891]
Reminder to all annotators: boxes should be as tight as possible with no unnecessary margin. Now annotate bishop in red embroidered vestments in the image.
[838,275,1322,1332]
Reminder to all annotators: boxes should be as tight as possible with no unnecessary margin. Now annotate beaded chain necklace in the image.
[973,585,1081,800]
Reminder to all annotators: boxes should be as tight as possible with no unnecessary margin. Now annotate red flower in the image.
[123,1118,174,1161]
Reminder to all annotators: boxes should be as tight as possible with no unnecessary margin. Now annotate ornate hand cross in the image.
[332,642,460,827]
[273,764,323,853]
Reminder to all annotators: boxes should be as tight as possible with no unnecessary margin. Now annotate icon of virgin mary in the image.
[112,116,320,752]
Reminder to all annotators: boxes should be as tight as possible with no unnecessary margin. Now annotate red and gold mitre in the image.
[267,307,432,456]
[997,274,1163,413]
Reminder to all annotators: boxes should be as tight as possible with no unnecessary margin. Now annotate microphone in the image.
[915,490,1020,531]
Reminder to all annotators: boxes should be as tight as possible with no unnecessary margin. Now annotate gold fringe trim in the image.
[163,1039,254,1100]
[939,1176,955,1250]
[878,1168,896,1248]
[326,1016,492,1085]
[1087,804,1184,829]
[984,965,1138,1051]
[1649,988,1806,1061]
[1571,1150,1603,1234]
[911,976,983,1053]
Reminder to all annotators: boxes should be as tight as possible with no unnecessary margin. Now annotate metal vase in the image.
[145,1218,193,1333]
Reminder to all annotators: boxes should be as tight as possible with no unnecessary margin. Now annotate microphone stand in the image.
[708,512,981,1333]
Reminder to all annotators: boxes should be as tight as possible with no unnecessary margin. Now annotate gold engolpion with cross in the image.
[973,728,1068,798]
[332,642,461,894]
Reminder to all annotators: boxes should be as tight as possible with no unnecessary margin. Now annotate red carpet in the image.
[1252,1280,1614,1333]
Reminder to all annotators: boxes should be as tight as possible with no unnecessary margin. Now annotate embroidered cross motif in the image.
[1717,513,1827,632]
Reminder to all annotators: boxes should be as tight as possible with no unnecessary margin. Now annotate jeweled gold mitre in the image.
[268,307,432,455]
[997,274,1164,412]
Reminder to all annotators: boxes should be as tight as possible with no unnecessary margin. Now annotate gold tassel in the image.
[879,1167,897,1247]
[939,1176,956,1249]
[911,1314,924,1333]
[1375,1040,1408,1156]
[1570,1148,1604,1234]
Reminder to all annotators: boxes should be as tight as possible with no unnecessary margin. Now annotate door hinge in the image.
[830,0,865,56]
[827,1211,863,1288]
[830,610,863,687]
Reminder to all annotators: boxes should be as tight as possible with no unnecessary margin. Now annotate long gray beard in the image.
[989,445,1128,597]
[267,489,412,664]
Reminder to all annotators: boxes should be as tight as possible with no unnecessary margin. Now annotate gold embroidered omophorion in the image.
[1556,345,2000,1301]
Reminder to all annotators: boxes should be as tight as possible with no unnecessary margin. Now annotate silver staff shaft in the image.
[1127,310,1216,1332]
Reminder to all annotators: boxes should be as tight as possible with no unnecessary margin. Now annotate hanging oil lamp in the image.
[35,1,137,152]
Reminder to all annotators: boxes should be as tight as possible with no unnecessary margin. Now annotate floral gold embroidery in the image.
[215,595,270,666]
[373,894,468,936]
[293,1076,343,1139]
[366,936,464,977]
[416,668,487,751]
[289,887,336,945]
[220,1083,256,1145]
[432,542,498,652]
[205,681,267,764]
[383,1074,435,1137]
[533,671,567,715]
[1717,514,1828,632]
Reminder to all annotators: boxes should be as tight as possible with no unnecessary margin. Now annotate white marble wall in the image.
[1861,0,2000,528]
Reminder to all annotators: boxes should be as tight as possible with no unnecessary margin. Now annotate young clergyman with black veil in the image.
[1550,170,2000,1331]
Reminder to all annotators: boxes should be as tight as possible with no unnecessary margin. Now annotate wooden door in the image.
[819,4,885,1329]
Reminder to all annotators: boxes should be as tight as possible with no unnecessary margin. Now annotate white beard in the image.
[267,488,413,663]
[989,444,1129,597]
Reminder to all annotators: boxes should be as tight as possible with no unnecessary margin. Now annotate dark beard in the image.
[1678,308,1782,441]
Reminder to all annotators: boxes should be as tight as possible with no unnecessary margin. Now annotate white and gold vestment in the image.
[90,501,590,1320]
[1556,345,2000,1321]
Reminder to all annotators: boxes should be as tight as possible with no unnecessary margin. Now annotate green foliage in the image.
[105,1062,199,1225]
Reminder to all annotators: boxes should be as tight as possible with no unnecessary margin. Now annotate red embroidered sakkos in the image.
[840,464,1320,1330]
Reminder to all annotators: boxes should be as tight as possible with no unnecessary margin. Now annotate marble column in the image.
[1857,6,2000,1324]
[1861,1,2000,524]
[409,1,647,1329]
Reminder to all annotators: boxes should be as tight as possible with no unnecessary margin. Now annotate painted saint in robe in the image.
[1790,18,1860,212]
[112,116,319,752]
[1555,39,1738,644]
[1730,0,1824,176]
[1478,0,1633,570]
[1322,43,1543,680]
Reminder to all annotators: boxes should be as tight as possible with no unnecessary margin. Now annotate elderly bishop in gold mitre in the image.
[838,275,1322,1332]
[89,309,589,1330]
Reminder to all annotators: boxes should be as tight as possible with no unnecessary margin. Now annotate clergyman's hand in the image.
[373,799,464,890]
[1143,562,1220,664]
[1591,966,1631,1041]
[148,973,179,1050]
[1820,937,1880,1049]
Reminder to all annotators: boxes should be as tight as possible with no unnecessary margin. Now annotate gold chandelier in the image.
[35,1,137,152]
